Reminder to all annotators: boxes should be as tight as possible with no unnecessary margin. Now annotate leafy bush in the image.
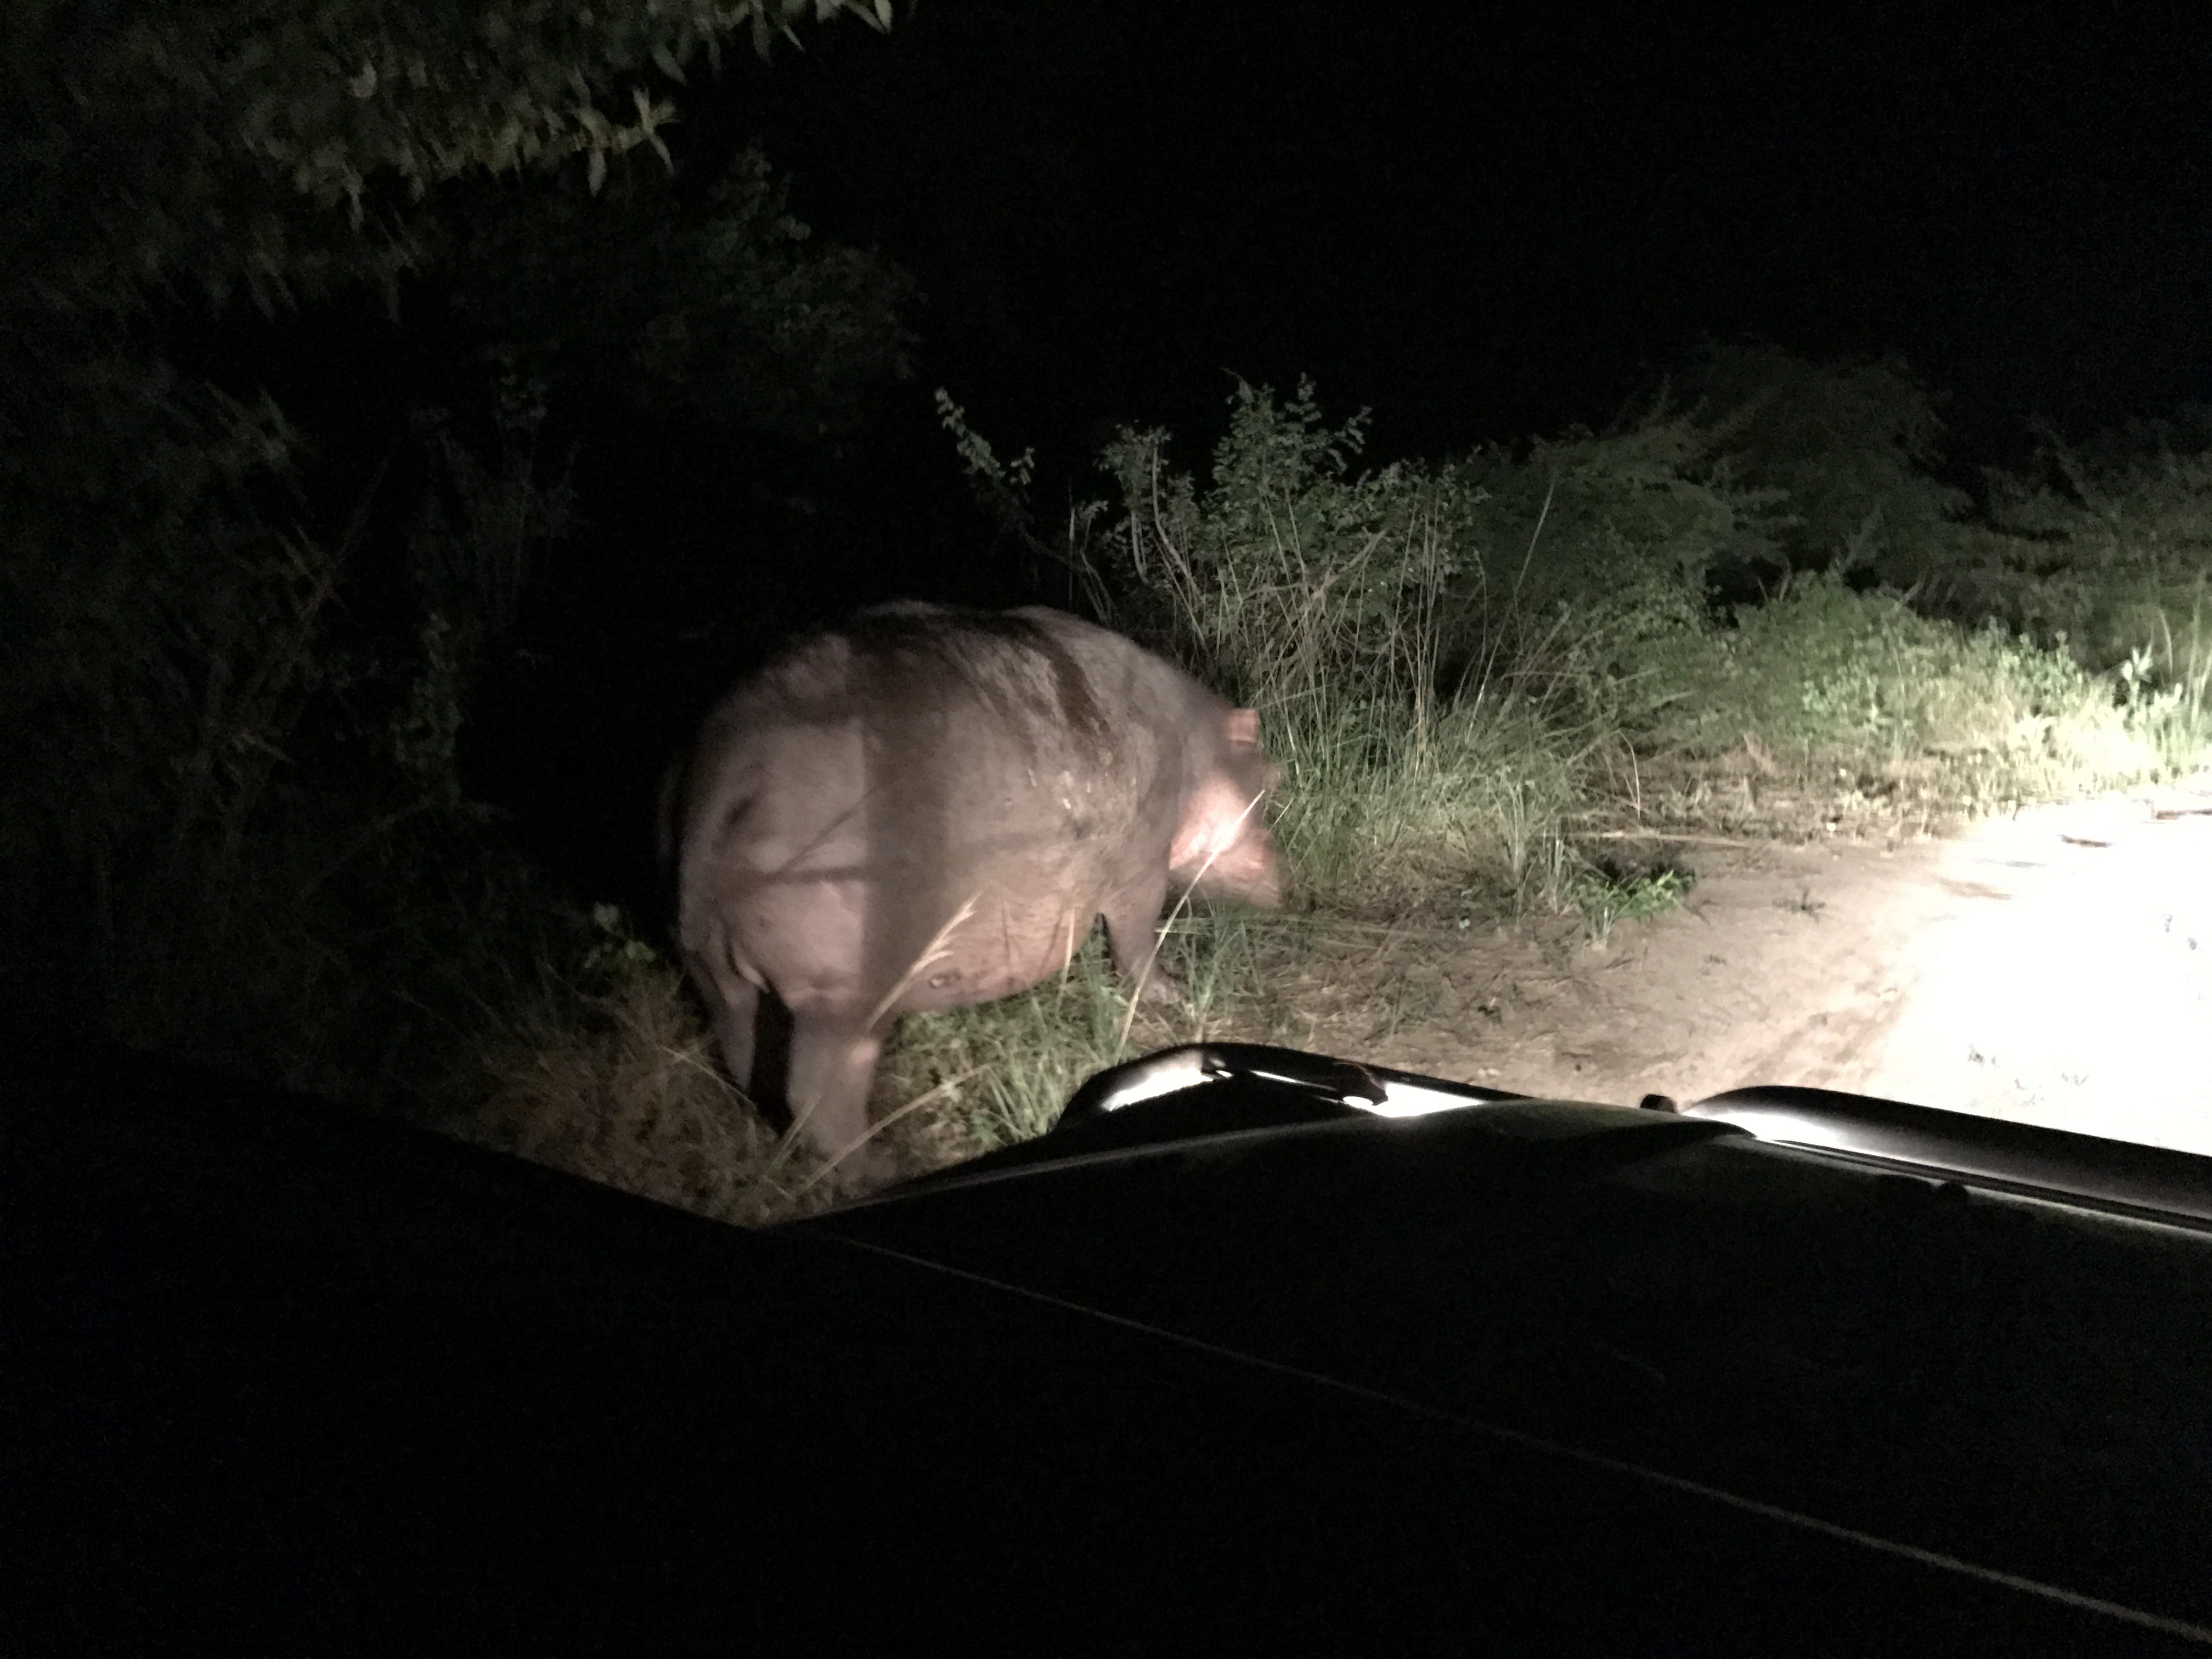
[1671,342,1969,586]
[0,353,581,1105]
[4,0,893,317]
[1093,380,1459,714]
[447,146,916,433]
[1435,414,1765,665]
[2,6,919,1119]
[1931,417,2212,704]
[1629,570,2178,829]
[1075,381,1768,916]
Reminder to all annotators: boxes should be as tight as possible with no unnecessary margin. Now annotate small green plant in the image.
[1571,861,1696,943]
[579,903,664,982]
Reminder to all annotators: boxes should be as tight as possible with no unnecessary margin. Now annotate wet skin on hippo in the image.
[669,603,1283,1187]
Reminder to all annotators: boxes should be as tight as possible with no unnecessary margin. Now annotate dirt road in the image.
[1288,775,2212,1155]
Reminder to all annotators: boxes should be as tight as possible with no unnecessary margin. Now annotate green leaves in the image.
[8,0,903,316]
[446,144,915,434]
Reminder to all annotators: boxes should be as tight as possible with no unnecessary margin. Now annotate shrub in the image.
[1669,342,1968,588]
[1078,381,1769,916]
[1630,570,2177,827]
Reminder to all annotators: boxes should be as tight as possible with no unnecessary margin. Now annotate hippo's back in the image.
[676,605,1214,1013]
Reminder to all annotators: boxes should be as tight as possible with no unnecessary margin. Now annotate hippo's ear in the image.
[1225,708,1261,749]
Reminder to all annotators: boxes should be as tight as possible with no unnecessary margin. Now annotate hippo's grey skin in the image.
[671,603,1282,1186]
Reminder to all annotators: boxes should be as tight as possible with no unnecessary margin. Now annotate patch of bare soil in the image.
[1266,774,2212,1156]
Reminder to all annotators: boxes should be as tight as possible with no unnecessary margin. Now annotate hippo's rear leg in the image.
[786,1010,893,1183]
[1101,873,1183,1005]
[690,956,761,1096]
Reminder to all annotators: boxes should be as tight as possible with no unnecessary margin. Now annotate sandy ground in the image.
[1286,774,2212,1155]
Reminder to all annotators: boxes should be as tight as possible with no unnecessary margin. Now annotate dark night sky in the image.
[707,3,2212,481]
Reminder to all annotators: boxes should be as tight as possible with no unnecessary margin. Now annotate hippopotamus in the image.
[670,602,1283,1186]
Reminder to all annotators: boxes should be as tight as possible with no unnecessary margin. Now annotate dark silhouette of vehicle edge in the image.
[5,1026,2210,1655]
[906,1040,2212,1227]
